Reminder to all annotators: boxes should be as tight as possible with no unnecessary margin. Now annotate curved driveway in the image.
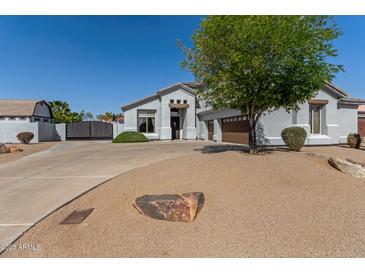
[0,140,211,250]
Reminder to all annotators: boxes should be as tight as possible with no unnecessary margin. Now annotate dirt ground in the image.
[0,142,57,164]
[2,145,365,258]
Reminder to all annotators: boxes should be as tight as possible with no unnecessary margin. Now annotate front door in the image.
[359,117,365,137]
[171,117,180,140]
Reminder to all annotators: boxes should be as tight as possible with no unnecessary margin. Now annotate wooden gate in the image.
[66,121,113,140]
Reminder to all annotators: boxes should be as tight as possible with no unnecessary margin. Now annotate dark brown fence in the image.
[66,121,113,140]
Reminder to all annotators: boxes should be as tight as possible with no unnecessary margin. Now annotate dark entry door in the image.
[171,117,180,140]
[359,117,365,137]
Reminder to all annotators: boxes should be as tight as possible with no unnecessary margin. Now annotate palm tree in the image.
[48,100,82,123]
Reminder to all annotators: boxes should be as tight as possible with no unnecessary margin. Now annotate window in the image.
[34,117,40,122]
[170,99,174,104]
[176,99,181,104]
[138,111,155,134]
[9,117,16,120]
[19,117,26,120]
[309,105,321,134]
[43,118,49,123]
[183,100,187,104]
[0,117,5,120]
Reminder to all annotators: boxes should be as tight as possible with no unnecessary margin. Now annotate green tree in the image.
[49,100,82,123]
[180,16,342,152]
[96,112,123,122]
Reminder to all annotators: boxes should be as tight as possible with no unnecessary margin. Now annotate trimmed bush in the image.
[281,126,307,151]
[16,132,34,144]
[112,131,149,143]
[347,133,361,149]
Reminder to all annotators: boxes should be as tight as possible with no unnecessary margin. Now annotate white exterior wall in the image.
[55,123,66,141]
[0,122,66,143]
[112,122,125,139]
[38,122,56,142]
[258,89,358,145]
[160,89,196,140]
[123,98,161,139]
[123,88,197,140]
[122,85,359,145]
[0,122,39,143]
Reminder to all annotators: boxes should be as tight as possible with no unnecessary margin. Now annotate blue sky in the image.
[0,16,363,116]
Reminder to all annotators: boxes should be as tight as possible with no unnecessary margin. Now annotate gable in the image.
[33,101,51,118]
[121,82,196,112]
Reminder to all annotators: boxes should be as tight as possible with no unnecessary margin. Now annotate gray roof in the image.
[121,81,364,112]
[0,99,48,117]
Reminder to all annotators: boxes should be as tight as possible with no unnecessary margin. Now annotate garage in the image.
[222,116,250,145]
[359,117,365,138]
[207,120,214,140]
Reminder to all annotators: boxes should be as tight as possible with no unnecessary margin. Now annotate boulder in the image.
[328,157,365,180]
[133,192,205,222]
[0,143,10,154]
[8,146,23,153]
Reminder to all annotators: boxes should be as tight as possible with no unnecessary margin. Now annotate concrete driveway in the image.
[0,140,211,251]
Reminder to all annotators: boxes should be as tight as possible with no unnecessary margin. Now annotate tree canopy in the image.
[180,16,342,151]
[48,100,82,123]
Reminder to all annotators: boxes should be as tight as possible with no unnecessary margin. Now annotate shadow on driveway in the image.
[195,144,276,154]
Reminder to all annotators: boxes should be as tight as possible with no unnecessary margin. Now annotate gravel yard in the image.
[2,145,365,258]
[0,142,56,164]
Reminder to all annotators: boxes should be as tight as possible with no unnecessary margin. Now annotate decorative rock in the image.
[0,143,10,154]
[8,146,23,153]
[133,192,205,222]
[328,157,365,180]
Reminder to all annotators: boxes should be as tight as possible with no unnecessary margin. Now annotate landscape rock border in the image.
[328,157,365,181]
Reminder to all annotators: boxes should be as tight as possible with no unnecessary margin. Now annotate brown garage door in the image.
[222,116,249,145]
[208,120,214,140]
[359,117,365,137]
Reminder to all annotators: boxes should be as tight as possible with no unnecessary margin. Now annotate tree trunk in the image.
[248,117,257,154]
[247,104,257,154]
[247,106,262,154]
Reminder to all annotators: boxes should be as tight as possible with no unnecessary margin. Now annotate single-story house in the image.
[0,100,52,123]
[121,82,365,146]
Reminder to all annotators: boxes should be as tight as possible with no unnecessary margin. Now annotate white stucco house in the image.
[121,82,365,146]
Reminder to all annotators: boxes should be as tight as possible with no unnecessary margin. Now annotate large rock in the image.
[133,192,205,222]
[8,146,23,153]
[0,143,10,154]
[328,157,365,180]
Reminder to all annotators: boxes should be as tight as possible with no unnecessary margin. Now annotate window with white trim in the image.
[138,110,156,134]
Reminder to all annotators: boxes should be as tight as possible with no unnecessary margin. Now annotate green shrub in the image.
[347,133,361,149]
[281,127,307,151]
[16,132,34,144]
[112,131,149,143]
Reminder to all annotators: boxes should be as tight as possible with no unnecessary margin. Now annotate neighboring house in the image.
[0,100,52,123]
[121,82,365,146]
[0,100,64,144]
[359,105,365,138]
